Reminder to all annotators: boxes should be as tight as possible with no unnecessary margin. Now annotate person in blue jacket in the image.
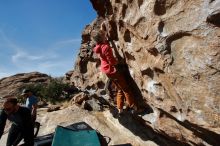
[21,89,38,122]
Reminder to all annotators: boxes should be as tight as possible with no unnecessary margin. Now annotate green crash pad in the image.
[52,126,101,146]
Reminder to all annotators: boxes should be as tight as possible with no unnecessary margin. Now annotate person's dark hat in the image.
[21,89,30,96]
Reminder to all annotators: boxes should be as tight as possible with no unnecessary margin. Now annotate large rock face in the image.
[0,72,51,98]
[66,0,220,145]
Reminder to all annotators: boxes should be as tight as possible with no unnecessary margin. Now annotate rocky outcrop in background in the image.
[66,0,220,145]
[0,72,50,98]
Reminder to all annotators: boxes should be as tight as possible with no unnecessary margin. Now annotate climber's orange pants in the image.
[107,71,135,110]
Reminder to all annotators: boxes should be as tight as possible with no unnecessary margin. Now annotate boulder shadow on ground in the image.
[158,108,220,146]
[110,108,191,146]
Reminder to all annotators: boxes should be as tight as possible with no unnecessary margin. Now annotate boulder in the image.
[47,105,60,112]
[65,0,220,145]
[81,98,103,111]
[70,92,89,105]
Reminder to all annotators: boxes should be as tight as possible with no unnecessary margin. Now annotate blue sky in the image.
[0,0,96,79]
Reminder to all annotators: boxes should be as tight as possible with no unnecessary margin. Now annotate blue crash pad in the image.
[52,126,101,146]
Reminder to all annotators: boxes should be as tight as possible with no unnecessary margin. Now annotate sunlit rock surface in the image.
[36,105,158,146]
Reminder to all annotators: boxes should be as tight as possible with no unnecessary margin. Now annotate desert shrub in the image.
[20,78,74,104]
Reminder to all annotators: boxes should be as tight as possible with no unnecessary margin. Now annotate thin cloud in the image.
[0,30,46,63]
[0,29,22,51]
[51,38,81,51]
[55,38,81,46]
[0,66,18,79]
[9,42,77,77]
[34,60,72,77]
[12,50,45,63]
[0,72,13,79]
[0,30,79,78]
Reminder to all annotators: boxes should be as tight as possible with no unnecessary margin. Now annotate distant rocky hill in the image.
[65,0,220,145]
[0,72,51,98]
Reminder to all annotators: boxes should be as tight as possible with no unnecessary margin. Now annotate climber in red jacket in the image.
[92,27,139,116]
